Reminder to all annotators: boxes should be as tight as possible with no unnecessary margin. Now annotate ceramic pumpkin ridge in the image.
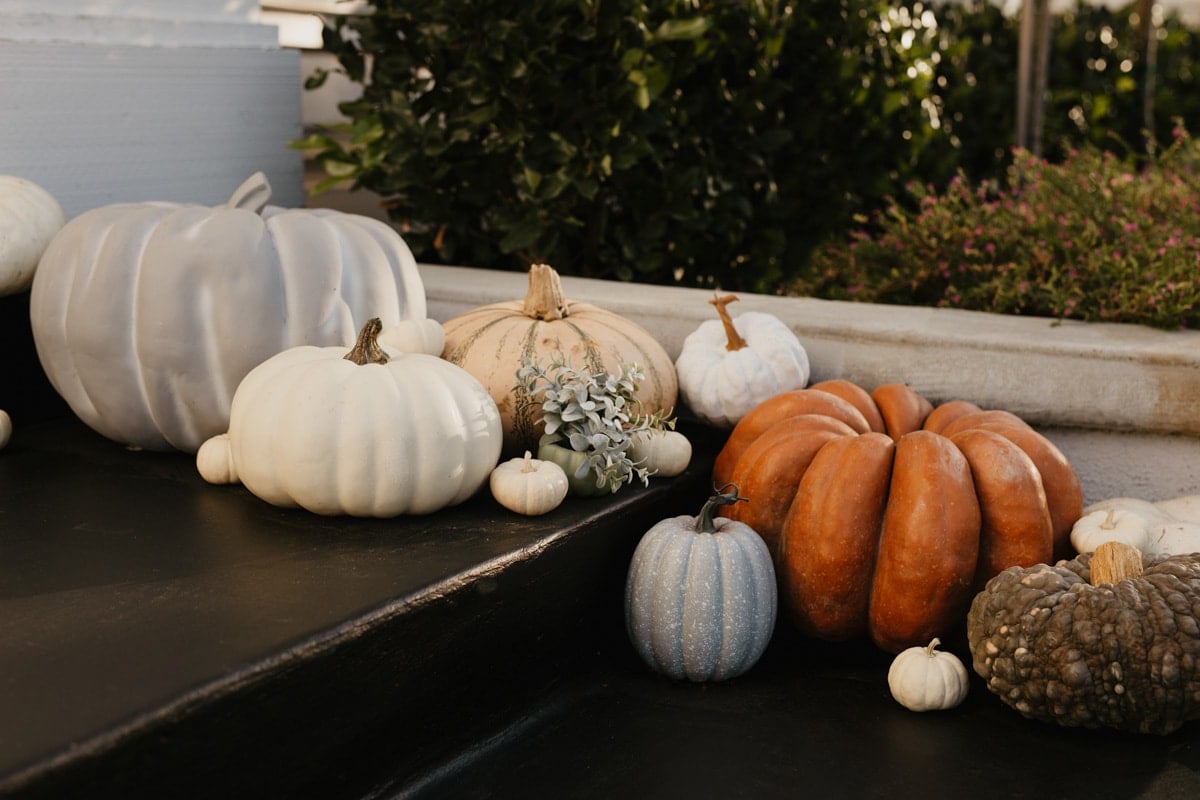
[29,172,427,453]
[440,263,678,455]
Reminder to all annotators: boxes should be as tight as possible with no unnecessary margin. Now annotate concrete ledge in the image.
[420,264,1200,503]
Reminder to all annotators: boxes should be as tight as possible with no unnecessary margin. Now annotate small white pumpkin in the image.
[0,409,11,450]
[0,175,66,297]
[1072,494,1200,557]
[625,486,777,682]
[196,432,238,485]
[489,451,569,515]
[379,317,446,356]
[628,427,692,478]
[674,294,810,429]
[31,172,427,453]
[888,638,970,712]
[199,318,502,517]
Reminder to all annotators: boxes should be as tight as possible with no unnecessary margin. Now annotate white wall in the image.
[0,0,303,219]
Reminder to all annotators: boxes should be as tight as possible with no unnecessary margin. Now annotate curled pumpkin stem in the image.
[710,293,748,351]
[695,483,749,533]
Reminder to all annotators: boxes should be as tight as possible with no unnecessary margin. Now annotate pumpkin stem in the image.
[710,293,748,351]
[523,263,570,321]
[345,318,390,365]
[695,483,749,533]
[522,450,535,473]
[1100,508,1117,530]
[226,171,272,215]
[1090,540,1145,586]
[924,638,942,656]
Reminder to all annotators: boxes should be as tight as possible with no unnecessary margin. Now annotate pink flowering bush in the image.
[800,131,1200,329]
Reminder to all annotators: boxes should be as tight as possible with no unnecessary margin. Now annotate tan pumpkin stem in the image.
[345,317,390,365]
[1090,540,1145,586]
[711,293,748,351]
[523,263,570,321]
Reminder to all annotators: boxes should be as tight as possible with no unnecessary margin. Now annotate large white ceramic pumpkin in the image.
[442,263,678,455]
[30,173,426,453]
[199,319,502,517]
[0,175,66,297]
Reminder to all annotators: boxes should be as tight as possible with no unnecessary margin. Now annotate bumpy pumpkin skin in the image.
[30,173,426,453]
[967,550,1200,735]
[715,380,1083,653]
[441,264,677,455]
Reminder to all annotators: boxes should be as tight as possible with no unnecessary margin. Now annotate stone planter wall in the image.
[420,263,1200,505]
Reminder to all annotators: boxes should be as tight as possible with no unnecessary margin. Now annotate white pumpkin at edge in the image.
[30,172,426,453]
[0,175,66,297]
[0,409,11,450]
[674,294,810,429]
[1071,494,1200,557]
[197,319,502,517]
[888,638,970,712]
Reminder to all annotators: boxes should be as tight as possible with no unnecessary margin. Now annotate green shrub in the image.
[797,129,1200,329]
[297,0,953,291]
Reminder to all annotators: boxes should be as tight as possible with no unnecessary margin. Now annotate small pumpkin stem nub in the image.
[345,317,390,365]
[695,483,749,533]
[1090,540,1145,586]
[710,293,748,351]
[522,450,535,473]
[523,263,570,321]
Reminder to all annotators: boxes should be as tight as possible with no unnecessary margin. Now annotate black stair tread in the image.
[0,417,713,798]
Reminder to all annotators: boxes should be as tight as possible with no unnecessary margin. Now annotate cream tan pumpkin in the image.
[441,263,677,454]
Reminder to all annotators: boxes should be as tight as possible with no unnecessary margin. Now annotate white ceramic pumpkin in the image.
[379,317,446,357]
[887,638,970,712]
[1072,494,1200,557]
[198,319,502,517]
[30,172,427,453]
[674,294,810,429]
[0,409,11,450]
[628,428,692,478]
[0,175,66,297]
[489,451,569,515]
[625,487,777,682]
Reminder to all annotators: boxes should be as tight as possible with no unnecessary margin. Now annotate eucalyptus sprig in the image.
[515,356,652,492]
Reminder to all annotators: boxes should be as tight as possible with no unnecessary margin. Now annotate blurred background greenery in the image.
[296,0,1200,328]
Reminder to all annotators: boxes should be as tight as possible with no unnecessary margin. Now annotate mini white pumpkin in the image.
[489,451,569,515]
[628,427,692,478]
[1072,494,1200,557]
[625,486,777,682]
[198,318,502,517]
[30,172,427,453]
[0,175,66,297]
[0,409,11,450]
[674,294,810,429]
[379,317,446,357]
[888,638,970,712]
